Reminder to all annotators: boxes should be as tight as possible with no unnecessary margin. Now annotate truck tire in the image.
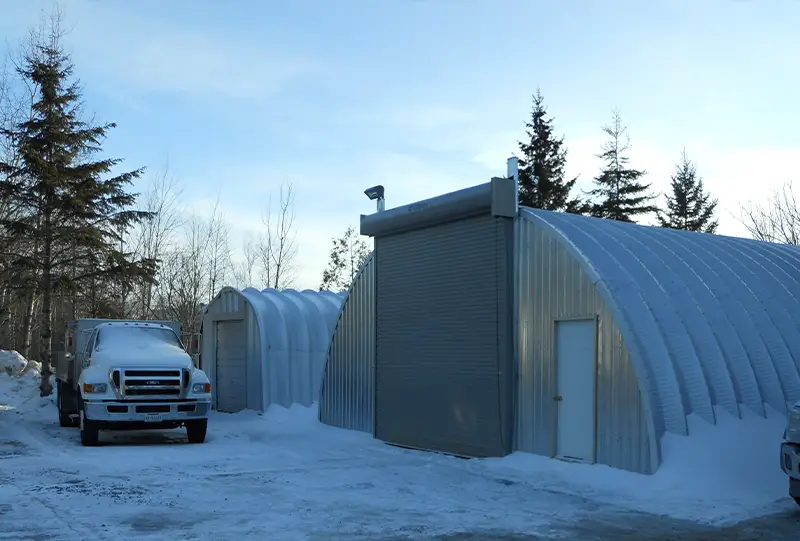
[79,409,99,447]
[795,497,800,507]
[57,382,77,428]
[185,419,207,444]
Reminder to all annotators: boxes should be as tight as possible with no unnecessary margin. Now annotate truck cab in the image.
[780,401,800,506]
[56,319,212,446]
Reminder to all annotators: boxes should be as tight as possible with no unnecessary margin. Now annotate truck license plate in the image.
[144,414,162,422]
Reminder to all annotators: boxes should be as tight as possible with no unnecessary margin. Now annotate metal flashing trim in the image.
[360,182,493,237]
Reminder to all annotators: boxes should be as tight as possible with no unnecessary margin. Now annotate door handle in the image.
[554,395,563,401]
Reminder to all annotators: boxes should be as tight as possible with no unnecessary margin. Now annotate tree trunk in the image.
[144,282,153,319]
[71,258,78,320]
[89,277,97,318]
[21,288,35,360]
[0,285,11,348]
[39,211,54,397]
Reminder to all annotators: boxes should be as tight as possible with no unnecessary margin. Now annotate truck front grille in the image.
[121,369,183,399]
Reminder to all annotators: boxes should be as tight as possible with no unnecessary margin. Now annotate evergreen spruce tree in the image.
[517,89,587,213]
[657,150,718,233]
[588,110,657,222]
[320,226,371,291]
[0,19,154,396]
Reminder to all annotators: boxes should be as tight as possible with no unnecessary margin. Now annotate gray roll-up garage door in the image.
[215,320,247,413]
[374,213,513,457]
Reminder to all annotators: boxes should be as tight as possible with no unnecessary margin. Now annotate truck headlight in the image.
[191,383,211,394]
[83,383,107,393]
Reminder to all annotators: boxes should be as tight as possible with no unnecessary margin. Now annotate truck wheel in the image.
[57,382,77,428]
[185,419,207,444]
[795,497,800,507]
[79,410,99,447]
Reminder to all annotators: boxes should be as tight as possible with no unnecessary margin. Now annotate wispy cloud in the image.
[344,104,475,133]
[117,35,319,100]
[21,0,327,102]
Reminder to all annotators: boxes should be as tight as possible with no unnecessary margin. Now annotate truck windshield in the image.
[94,326,183,352]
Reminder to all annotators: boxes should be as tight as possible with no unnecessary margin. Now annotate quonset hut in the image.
[202,287,345,413]
[318,175,800,474]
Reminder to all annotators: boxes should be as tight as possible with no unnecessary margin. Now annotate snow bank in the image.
[480,405,790,525]
[0,349,49,413]
[0,364,49,417]
[0,350,27,376]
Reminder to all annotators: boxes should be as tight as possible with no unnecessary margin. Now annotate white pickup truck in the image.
[56,319,212,446]
[780,401,800,506]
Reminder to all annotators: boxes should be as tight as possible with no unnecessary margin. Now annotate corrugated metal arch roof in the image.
[242,287,346,406]
[521,207,800,438]
[208,286,346,408]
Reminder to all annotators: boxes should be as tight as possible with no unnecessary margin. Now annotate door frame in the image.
[551,315,599,464]
[214,319,247,412]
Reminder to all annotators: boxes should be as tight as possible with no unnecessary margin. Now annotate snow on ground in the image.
[0,370,797,540]
[481,406,792,526]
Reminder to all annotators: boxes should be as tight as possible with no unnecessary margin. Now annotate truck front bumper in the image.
[781,441,800,481]
[84,400,211,424]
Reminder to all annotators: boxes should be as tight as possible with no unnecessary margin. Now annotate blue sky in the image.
[1,0,798,289]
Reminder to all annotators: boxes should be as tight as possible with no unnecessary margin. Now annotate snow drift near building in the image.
[482,404,792,525]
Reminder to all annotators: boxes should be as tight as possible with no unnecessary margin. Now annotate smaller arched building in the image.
[319,175,800,474]
[201,287,345,413]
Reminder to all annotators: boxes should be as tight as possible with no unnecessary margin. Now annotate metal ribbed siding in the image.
[319,253,376,433]
[515,217,654,474]
[211,289,242,315]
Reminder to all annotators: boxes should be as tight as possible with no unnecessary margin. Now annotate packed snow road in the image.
[1,371,797,540]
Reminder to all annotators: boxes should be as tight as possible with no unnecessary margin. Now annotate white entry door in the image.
[555,319,597,462]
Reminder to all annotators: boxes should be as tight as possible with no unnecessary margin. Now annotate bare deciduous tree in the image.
[126,163,184,318]
[739,180,800,245]
[156,215,210,335]
[205,196,231,303]
[232,234,258,289]
[149,197,232,340]
[257,182,298,289]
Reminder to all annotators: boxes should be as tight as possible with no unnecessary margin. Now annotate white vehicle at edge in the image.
[780,400,800,507]
[56,319,212,447]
